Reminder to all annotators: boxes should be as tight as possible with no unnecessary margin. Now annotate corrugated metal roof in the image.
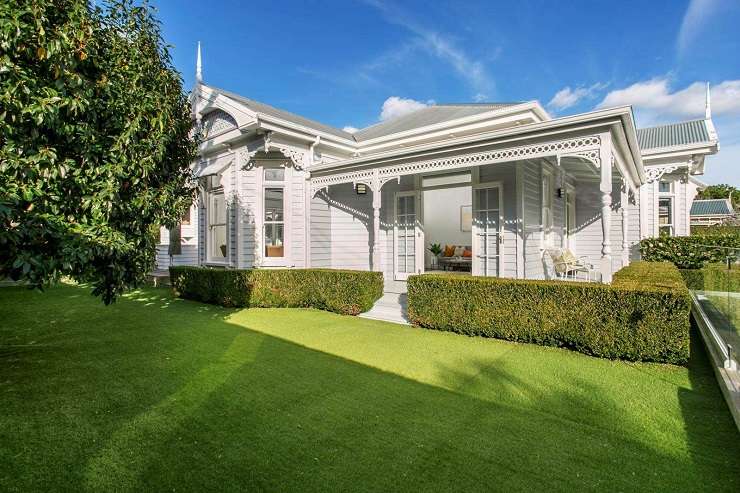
[211,85,521,143]
[690,199,733,216]
[353,103,521,142]
[636,119,711,150]
[211,86,356,140]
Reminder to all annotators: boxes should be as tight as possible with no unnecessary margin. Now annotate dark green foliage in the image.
[640,230,740,269]
[407,262,690,364]
[0,1,197,303]
[680,263,740,292]
[169,266,384,316]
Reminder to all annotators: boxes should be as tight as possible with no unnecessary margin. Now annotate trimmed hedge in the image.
[640,230,740,269]
[680,263,740,292]
[169,267,383,316]
[407,261,690,364]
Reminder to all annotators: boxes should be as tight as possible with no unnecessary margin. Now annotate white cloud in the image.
[362,0,495,100]
[596,78,740,122]
[379,96,429,121]
[342,126,359,133]
[677,0,721,56]
[547,82,608,111]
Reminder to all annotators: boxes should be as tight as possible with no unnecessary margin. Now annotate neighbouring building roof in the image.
[352,103,522,142]
[690,199,734,216]
[636,119,711,150]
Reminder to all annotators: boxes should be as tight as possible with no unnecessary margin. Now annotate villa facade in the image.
[158,59,719,285]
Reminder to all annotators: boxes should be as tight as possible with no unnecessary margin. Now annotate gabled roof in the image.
[690,199,734,216]
[211,86,356,140]
[636,119,711,150]
[209,85,523,144]
[352,103,523,142]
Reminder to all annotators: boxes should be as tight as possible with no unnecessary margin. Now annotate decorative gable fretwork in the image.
[271,144,309,170]
[201,110,237,138]
[644,164,682,183]
[310,135,601,196]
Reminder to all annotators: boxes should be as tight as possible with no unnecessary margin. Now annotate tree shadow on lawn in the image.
[1,284,739,492]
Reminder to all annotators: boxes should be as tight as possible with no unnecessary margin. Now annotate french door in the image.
[472,183,503,277]
[394,191,423,280]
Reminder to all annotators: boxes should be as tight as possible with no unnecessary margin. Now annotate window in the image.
[181,207,191,225]
[542,171,554,244]
[264,167,285,182]
[659,180,672,193]
[264,188,284,257]
[263,166,286,259]
[658,197,673,236]
[208,189,227,261]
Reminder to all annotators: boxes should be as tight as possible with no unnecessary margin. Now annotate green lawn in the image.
[1,283,738,492]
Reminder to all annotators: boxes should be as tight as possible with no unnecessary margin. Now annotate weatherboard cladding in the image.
[690,199,733,216]
[636,119,710,150]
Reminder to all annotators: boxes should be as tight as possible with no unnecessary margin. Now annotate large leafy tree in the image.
[697,184,739,209]
[0,0,197,303]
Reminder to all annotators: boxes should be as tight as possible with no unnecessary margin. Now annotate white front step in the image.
[360,293,409,325]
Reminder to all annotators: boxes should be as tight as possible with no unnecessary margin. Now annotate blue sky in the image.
[153,0,740,185]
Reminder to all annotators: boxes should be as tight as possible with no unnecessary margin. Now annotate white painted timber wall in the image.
[155,205,199,269]
[522,160,545,279]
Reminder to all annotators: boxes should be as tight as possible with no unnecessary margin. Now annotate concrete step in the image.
[360,293,410,325]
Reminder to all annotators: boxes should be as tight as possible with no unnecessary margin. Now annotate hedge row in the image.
[680,263,740,292]
[169,267,383,315]
[407,261,690,364]
[640,229,740,269]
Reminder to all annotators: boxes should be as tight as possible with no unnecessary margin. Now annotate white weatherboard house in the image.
[158,49,719,309]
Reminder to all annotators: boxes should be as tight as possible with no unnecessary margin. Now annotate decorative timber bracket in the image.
[309,135,602,197]
[241,132,309,171]
[643,164,682,183]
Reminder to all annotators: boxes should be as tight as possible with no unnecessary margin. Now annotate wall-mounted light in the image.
[356,183,367,195]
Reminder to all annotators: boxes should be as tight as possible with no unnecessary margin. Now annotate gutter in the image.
[312,106,638,172]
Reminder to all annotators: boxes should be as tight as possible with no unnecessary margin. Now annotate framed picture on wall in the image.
[460,205,472,232]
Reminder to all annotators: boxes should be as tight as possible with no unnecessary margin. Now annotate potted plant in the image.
[428,243,442,269]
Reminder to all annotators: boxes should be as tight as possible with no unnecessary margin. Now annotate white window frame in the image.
[658,196,674,236]
[205,175,228,264]
[260,165,291,267]
[541,168,554,246]
[472,180,504,277]
[657,179,675,237]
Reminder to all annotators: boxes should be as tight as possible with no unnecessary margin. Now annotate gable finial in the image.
[196,41,203,84]
[705,82,711,120]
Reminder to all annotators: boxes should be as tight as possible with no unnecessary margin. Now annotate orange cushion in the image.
[462,248,472,258]
[443,245,456,257]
